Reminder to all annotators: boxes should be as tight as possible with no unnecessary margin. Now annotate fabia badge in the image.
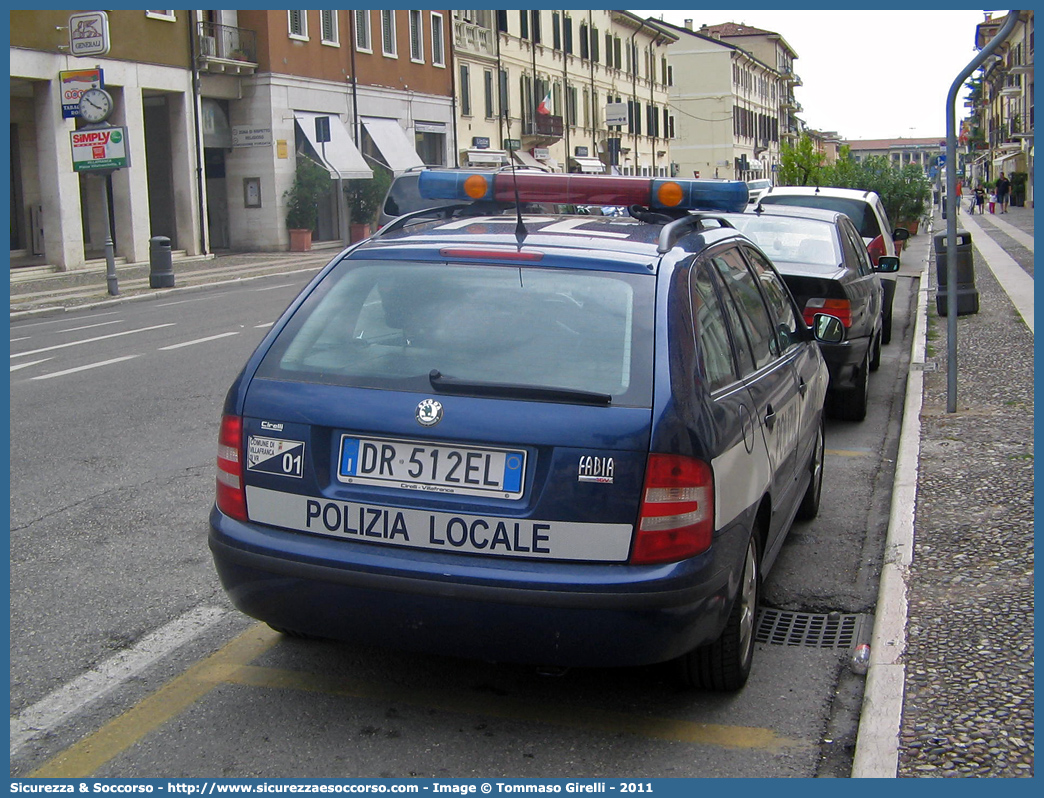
[416,398,443,427]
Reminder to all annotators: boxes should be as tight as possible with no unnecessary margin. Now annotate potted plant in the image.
[283,155,328,251]
[1010,171,1028,207]
[344,164,392,242]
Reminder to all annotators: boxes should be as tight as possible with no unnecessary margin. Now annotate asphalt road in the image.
[9,269,915,778]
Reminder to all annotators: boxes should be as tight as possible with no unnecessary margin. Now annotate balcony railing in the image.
[454,19,495,56]
[523,115,564,139]
[197,21,257,74]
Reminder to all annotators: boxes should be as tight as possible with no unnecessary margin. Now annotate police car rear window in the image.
[256,260,654,406]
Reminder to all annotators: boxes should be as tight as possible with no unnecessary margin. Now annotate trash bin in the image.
[149,236,175,288]
[934,229,979,316]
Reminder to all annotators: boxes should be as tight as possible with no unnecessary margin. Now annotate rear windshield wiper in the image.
[429,369,611,406]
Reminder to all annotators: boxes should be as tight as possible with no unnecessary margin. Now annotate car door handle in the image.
[764,405,777,431]
[798,377,808,397]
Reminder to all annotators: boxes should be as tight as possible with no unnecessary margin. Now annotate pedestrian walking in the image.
[973,184,986,214]
[996,172,1011,213]
[954,179,963,214]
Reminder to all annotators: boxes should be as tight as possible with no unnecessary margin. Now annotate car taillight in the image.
[803,298,852,328]
[216,414,247,521]
[632,454,714,565]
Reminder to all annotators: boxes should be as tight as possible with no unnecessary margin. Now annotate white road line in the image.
[958,213,1034,334]
[10,358,53,372]
[9,606,229,758]
[58,320,124,334]
[31,355,140,380]
[11,336,30,343]
[158,331,241,350]
[12,311,120,331]
[11,323,176,359]
[255,322,275,329]
[254,283,297,291]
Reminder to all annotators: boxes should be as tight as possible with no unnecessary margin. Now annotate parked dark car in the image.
[728,205,899,421]
[210,171,843,692]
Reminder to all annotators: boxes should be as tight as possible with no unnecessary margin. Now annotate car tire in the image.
[795,420,825,521]
[834,347,870,422]
[869,330,882,372]
[679,531,761,691]
[881,279,896,345]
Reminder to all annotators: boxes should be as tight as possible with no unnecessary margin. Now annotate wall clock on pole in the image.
[78,87,114,124]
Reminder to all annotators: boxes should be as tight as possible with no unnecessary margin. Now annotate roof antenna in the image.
[504,119,528,248]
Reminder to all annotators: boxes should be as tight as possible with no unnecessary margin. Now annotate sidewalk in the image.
[9,244,342,319]
[854,201,1035,777]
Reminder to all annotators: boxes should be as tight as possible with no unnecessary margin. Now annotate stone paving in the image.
[897,202,1034,777]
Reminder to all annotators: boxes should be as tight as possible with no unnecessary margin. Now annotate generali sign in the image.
[71,127,130,172]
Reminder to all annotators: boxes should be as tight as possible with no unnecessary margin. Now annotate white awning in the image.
[540,156,561,172]
[512,150,551,171]
[463,148,508,166]
[569,156,606,174]
[293,111,372,180]
[361,117,424,175]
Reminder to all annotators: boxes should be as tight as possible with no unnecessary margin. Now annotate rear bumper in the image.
[819,336,871,391]
[209,507,746,668]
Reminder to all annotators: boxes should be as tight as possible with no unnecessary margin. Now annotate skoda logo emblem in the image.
[416,398,443,427]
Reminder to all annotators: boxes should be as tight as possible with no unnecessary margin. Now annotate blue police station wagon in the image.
[210,170,842,691]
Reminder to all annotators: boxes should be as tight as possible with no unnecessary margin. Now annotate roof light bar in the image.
[418,171,748,214]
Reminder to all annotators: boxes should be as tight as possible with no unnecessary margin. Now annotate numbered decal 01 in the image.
[247,436,305,478]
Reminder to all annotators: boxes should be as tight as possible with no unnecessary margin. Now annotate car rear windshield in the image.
[728,217,841,267]
[758,195,882,240]
[255,260,655,406]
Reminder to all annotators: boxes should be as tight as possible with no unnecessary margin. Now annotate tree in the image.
[778,134,825,186]
[283,155,329,231]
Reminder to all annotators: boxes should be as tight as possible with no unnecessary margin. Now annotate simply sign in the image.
[69,11,110,56]
[605,102,629,126]
[71,127,129,172]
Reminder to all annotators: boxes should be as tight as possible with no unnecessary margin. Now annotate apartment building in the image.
[965,10,1033,204]
[453,10,677,176]
[10,10,202,270]
[10,9,455,266]
[660,20,790,182]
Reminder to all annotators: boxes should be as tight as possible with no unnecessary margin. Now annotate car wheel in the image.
[869,330,882,372]
[835,347,870,422]
[796,420,825,521]
[881,279,896,345]
[679,531,761,691]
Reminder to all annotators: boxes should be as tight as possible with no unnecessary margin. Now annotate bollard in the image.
[934,229,979,316]
[149,236,175,288]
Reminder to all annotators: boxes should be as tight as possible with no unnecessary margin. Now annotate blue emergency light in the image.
[418,170,749,214]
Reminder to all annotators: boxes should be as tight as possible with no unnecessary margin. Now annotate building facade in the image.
[10,9,455,268]
[11,10,203,270]
[662,20,788,182]
[964,10,1034,205]
[843,137,944,174]
[453,10,677,176]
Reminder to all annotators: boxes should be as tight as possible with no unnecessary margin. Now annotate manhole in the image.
[755,608,868,649]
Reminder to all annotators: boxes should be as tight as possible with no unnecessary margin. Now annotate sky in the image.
[636,8,990,141]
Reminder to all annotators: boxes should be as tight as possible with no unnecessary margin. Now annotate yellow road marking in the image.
[825,448,872,457]
[30,624,281,778]
[31,624,809,777]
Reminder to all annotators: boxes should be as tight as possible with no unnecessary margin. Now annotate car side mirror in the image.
[875,255,900,273]
[812,314,845,344]
[892,227,910,242]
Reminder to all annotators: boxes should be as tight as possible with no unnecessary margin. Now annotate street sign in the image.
[503,139,521,151]
[69,11,110,56]
[232,126,273,148]
[71,126,129,172]
[605,102,628,126]
[314,116,331,144]
[59,68,104,119]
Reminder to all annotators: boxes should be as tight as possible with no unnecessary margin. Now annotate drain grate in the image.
[755,608,868,649]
